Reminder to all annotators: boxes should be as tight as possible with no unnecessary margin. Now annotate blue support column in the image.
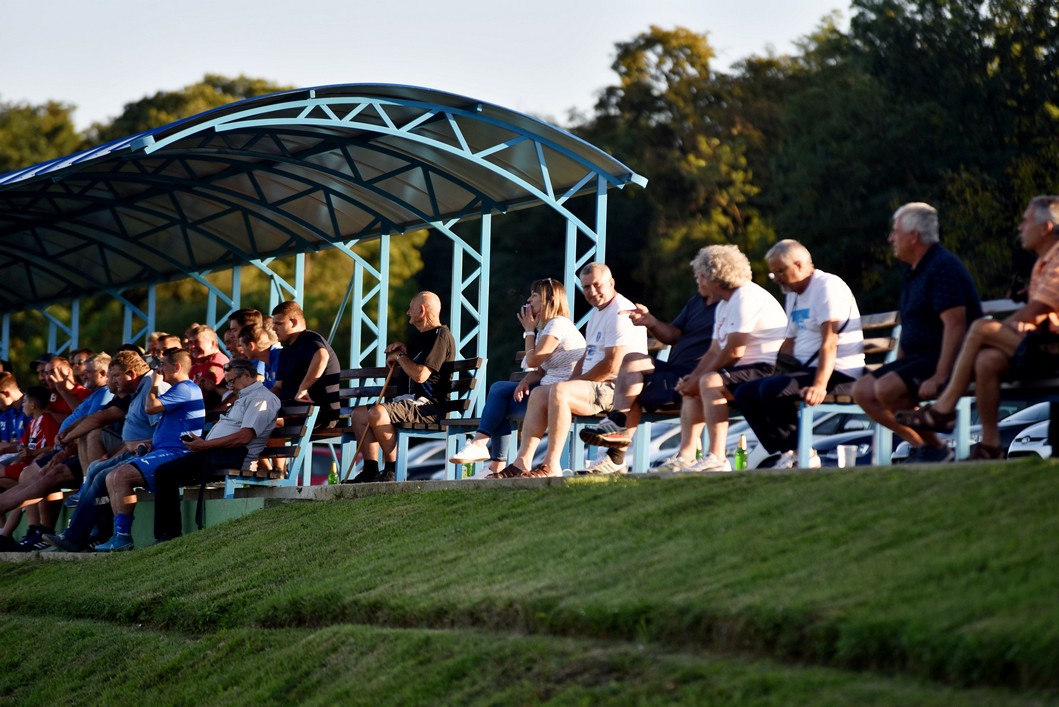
[41,300,79,355]
[112,284,156,347]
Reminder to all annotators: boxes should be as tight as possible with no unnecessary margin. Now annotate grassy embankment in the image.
[0,460,1056,704]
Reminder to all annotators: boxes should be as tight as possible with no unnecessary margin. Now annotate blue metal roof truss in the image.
[0,84,645,313]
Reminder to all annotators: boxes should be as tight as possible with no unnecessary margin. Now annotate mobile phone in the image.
[180,432,195,442]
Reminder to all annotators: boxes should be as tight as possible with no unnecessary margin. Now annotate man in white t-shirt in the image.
[656,245,788,472]
[500,262,648,477]
[733,240,866,468]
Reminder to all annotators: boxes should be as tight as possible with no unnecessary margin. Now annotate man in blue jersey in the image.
[95,348,204,551]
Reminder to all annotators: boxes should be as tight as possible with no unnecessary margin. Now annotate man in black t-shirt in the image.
[350,291,456,483]
[271,301,341,429]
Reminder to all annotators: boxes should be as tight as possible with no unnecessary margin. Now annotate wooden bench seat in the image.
[316,357,484,481]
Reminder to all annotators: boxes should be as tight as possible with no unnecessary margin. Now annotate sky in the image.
[4,0,846,131]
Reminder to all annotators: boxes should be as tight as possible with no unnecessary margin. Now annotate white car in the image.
[1007,420,1052,459]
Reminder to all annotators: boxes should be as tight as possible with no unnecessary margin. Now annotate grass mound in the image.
[1,459,1057,702]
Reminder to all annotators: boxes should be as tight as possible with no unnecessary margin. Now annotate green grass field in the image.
[1,460,1056,705]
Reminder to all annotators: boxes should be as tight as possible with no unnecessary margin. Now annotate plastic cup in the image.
[837,444,859,468]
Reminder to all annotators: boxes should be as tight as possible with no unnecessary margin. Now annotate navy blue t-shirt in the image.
[667,296,717,373]
[899,244,982,359]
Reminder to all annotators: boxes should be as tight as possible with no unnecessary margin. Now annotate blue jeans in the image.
[65,460,118,546]
[476,380,529,461]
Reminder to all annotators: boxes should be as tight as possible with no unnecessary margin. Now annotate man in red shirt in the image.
[42,356,91,425]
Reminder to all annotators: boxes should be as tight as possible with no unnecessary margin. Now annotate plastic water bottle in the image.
[328,461,338,485]
[734,434,748,471]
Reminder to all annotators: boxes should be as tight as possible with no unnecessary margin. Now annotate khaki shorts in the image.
[583,381,616,415]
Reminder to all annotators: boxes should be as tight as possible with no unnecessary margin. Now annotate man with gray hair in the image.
[852,202,982,463]
[896,196,1059,459]
[733,239,866,468]
[655,245,788,472]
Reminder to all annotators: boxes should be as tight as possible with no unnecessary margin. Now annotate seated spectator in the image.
[187,326,230,411]
[0,372,28,464]
[149,359,280,543]
[0,386,59,482]
[69,348,94,383]
[349,291,456,483]
[449,278,585,475]
[42,356,91,426]
[653,245,788,472]
[896,195,1059,459]
[852,203,982,463]
[224,309,264,359]
[577,256,718,473]
[271,301,342,429]
[240,325,282,389]
[495,263,648,478]
[0,386,58,551]
[1,352,115,551]
[29,352,152,552]
[86,348,204,552]
[733,240,866,468]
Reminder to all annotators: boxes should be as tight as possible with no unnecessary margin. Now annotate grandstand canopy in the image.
[0,84,645,313]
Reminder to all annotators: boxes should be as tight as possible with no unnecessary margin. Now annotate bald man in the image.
[349,291,456,483]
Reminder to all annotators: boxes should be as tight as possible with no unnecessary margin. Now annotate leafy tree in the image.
[578,26,771,316]
[85,74,292,146]
[0,99,83,173]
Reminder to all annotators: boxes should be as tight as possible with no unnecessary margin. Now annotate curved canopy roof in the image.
[0,84,645,312]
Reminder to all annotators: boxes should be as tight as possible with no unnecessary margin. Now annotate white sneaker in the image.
[450,439,491,464]
[772,449,820,469]
[773,450,798,469]
[685,453,732,472]
[652,455,695,473]
[576,453,627,475]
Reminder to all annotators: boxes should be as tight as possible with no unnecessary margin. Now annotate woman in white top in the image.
[450,278,586,473]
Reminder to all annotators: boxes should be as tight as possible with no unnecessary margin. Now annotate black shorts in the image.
[870,355,939,400]
[718,363,775,394]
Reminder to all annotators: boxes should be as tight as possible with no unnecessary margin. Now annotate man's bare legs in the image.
[537,380,607,474]
[927,319,1022,414]
[973,348,1012,448]
[852,373,941,447]
[698,372,734,459]
[609,352,655,436]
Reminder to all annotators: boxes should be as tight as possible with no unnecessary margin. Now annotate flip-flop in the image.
[895,404,957,433]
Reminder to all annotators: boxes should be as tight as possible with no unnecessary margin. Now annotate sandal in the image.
[486,464,525,479]
[968,443,1004,461]
[519,464,556,478]
[895,404,957,433]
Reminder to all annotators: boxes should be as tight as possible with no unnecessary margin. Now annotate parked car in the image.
[1007,420,1052,459]
[891,401,1047,462]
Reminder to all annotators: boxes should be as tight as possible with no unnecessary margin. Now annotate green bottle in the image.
[328,461,338,485]
[734,434,748,471]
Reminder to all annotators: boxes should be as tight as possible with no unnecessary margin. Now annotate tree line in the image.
[1,0,1056,369]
